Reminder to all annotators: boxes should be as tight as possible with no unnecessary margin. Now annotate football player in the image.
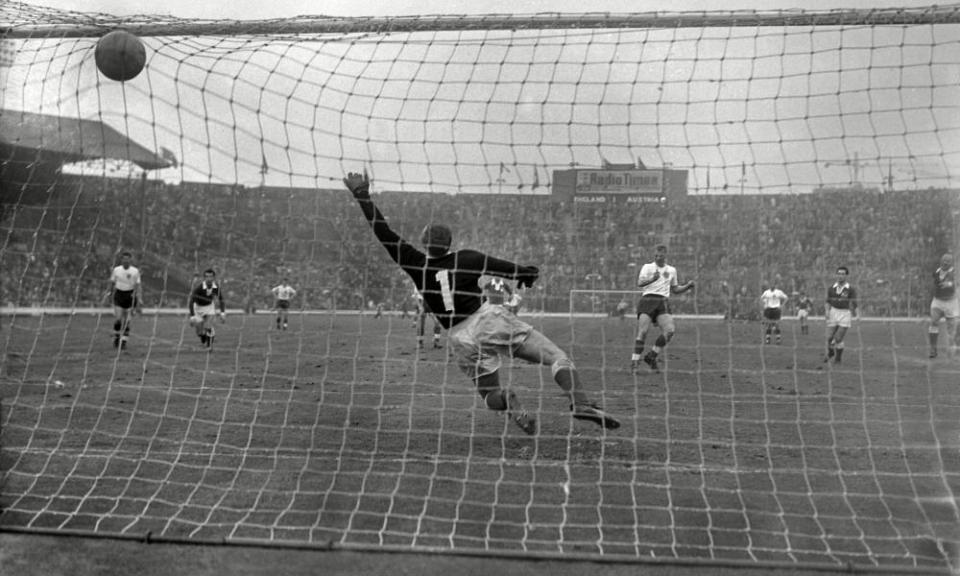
[344,170,619,435]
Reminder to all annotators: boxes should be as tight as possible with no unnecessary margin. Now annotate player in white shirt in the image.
[271,277,297,330]
[759,284,789,344]
[414,291,442,350]
[104,251,142,350]
[631,244,695,373]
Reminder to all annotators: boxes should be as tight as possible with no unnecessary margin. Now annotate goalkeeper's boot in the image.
[643,351,660,373]
[112,335,120,349]
[572,403,621,430]
[929,348,938,359]
[504,391,536,436]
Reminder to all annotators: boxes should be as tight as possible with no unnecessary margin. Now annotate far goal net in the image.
[2,4,959,573]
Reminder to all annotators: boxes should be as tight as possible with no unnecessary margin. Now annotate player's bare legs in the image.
[951,317,960,357]
[825,325,847,363]
[763,318,782,345]
[197,315,217,350]
[633,314,674,373]
[112,305,133,350]
[513,330,620,429]
[928,306,946,358]
[474,372,536,435]
[632,314,653,372]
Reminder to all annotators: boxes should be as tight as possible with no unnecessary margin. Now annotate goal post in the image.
[2,3,960,573]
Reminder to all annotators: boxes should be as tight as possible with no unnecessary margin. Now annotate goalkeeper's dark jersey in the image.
[353,196,538,329]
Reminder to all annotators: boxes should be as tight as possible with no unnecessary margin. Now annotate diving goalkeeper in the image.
[344,170,620,435]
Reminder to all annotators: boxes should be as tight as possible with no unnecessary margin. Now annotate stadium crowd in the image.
[1,174,956,319]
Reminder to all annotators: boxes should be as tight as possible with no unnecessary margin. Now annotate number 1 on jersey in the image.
[435,270,454,311]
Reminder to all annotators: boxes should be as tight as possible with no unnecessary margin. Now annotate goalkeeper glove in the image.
[517,266,539,289]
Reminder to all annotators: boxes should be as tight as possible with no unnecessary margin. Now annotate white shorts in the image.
[449,302,533,379]
[194,303,217,318]
[826,307,852,328]
[931,297,959,320]
[797,309,809,320]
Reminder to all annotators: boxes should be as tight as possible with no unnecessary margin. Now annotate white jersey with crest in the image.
[760,288,788,309]
[638,262,678,297]
[110,265,141,292]
[272,284,297,301]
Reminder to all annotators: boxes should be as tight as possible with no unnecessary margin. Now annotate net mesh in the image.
[2,4,960,572]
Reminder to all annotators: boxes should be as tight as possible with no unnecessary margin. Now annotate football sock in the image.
[553,367,589,406]
[482,389,508,411]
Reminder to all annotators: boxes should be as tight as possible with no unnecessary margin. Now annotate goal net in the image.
[2,4,959,572]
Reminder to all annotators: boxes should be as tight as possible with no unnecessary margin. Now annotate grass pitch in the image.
[1,312,958,571]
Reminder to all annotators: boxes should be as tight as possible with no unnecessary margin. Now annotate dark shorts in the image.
[113,289,136,310]
[276,300,290,310]
[637,294,670,324]
[763,307,782,321]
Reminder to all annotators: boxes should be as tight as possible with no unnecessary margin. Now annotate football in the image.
[189,315,203,327]
[94,30,146,82]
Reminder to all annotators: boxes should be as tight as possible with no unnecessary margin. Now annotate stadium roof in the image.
[0,109,172,170]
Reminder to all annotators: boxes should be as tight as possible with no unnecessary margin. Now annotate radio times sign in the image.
[574,169,664,203]
[576,170,662,194]
[551,167,685,203]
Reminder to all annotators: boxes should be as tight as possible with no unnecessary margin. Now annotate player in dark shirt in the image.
[188,268,226,349]
[928,252,958,358]
[344,170,619,435]
[823,266,857,364]
[796,292,813,335]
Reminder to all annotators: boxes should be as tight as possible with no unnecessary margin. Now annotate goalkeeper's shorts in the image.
[449,302,533,379]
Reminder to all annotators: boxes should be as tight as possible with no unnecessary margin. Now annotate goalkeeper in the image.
[344,170,619,435]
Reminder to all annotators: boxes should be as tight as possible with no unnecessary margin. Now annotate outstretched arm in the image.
[343,170,424,268]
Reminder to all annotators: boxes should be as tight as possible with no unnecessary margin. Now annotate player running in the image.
[414,292,442,350]
[630,244,695,373]
[796,292,813,335]
[823,266,857,364]
[188,268,226,350]
[928,252,958,358]
[344,170,619,435]
[759,283,789,344]
[105,251,142,350]
[271,277,297,330]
